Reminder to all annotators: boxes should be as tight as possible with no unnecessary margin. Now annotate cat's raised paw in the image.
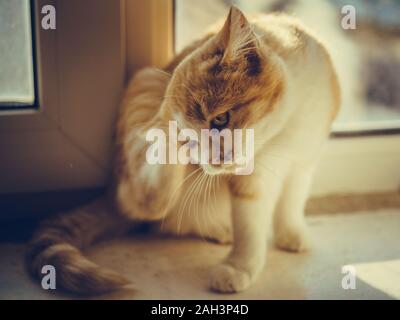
[275,226,311,253]
[209,264,251,293]
[208,226,233,245]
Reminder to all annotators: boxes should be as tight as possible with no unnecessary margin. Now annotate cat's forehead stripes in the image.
[178,53,285,128]
[186,102,206,122]
[206,52,262,78]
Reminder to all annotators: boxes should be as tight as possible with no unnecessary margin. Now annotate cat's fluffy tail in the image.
[26,197,132,295]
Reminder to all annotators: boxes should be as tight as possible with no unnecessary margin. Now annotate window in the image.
[176,0,400,134]
[0,0,35,107]
[0,0,125,194]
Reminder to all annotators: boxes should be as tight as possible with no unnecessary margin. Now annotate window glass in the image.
[0,0,35,107]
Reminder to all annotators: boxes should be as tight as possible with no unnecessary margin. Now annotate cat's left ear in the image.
[216,6,260,64]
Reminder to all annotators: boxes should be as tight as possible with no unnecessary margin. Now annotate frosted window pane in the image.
[0,0,35,106]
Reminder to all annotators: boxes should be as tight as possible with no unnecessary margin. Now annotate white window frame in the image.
[0,0,126,193]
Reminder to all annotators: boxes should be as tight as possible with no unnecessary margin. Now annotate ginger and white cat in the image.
[28,7,340,294]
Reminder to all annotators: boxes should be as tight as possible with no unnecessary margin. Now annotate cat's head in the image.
[164,6,286,175]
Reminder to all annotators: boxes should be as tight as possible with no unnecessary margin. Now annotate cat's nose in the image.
[187,140,197,149]
[224,151,233,162]
[209,149,233,166]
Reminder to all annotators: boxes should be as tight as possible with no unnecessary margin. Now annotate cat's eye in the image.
[211,112,230,129]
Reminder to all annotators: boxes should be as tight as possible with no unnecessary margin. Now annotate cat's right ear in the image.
[216,6,260,63]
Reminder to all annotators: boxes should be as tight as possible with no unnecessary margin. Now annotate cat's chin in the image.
[201,164,236,176]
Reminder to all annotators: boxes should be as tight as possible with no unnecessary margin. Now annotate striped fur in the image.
[27,198,132,295]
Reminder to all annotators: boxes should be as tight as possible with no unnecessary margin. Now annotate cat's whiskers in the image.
[176,170,200,234]
[152,68,172,78]
[234,33,265,57]
[160,166,202,231]
[207,176,219,239]
[187,173,201,230]
[200,174,213,240]
[208,174,222,240]
[195,172,209,241]
[177,169,204,235]
[236,46,259,57]
[188,171,207,241]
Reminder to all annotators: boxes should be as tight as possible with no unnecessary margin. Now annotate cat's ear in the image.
[216,6,260,63]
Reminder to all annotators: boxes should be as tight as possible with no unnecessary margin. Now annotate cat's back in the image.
[252,13,326,62]
[253,13,340,125]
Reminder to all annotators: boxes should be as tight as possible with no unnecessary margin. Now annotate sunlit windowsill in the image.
[332,120,400,136]
[351,260,400,299]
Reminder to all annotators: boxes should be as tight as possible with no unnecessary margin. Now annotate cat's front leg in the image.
[274,167,313,252]
[210,172,284,293]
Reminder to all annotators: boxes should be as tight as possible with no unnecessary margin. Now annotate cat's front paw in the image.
[275,225,311,253]
[209,263,251,293]
[207,226,233,245]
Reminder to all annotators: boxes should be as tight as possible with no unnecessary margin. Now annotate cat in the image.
[27,6,340,295]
